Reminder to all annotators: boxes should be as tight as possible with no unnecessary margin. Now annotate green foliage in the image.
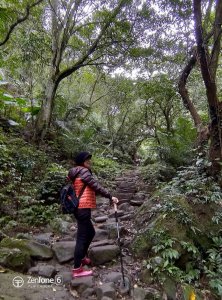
[1,136,48,182]
[0,216,12,228]
[0,88,40,123]
[158,117,197,167]
[145,231,200,284]
[19,203,61,226]
[203,237,222,296]
[139,163,176,185]
[56,126,97,159]
[37,163,67,203]
[134,162,222,298]
[0,131,49,221]
[92,156,121,180]
[163,165,222,205]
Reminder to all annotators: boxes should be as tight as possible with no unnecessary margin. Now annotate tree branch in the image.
[178,49,202,127]
[0,0,44,47]
[193,0,216,98]
[210,0,222,79]
[55,0,128,85]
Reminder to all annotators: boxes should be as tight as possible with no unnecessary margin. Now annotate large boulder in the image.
[49,218,73,234]
[89,245,120,265]
[52,241,75,263]
[0,247,32,272]
[131,185,222,300]
[0,237,53,260]
[70,276,94,295]
[132,192,222,261]
[96,282,116,300]
[28,263,57,278]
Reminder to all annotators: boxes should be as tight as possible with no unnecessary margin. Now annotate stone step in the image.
[94,228,108,241]
[89,244,120,265]
[115,184,137,189]
[94,216,108,223]
[133,192,147,201]
[118,199,131,205]
[90,239,115,248]
[108,209,125,218]
[130,199,144,206]
[28,263,57,278]
[119,213,133,221]
[52,241,75,263]
[114,193,134,200]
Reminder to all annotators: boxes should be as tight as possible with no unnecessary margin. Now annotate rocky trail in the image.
[0,168,160,300]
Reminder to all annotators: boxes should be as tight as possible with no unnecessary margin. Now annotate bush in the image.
[37,163,67,204]
[157,117,197,167]
[19,203,61,226]
[92,156,121,180]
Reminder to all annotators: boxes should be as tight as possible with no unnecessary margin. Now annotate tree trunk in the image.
[193,0,222,175]
[34,78,58,142]
[34,0,60,143]
[33,0,128,144]
[208,102,222,175]
[178,53,201,127]
[178,51,209,145]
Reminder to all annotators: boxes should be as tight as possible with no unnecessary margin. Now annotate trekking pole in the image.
[114,202,125,287]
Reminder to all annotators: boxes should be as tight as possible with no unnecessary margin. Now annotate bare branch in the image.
[48,0,64,28]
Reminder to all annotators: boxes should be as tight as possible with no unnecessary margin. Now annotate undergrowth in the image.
[137,161,222,298]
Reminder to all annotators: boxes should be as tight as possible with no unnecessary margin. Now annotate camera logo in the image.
[55,275,63,285]
[12,276,24,288]
[12,275,63,288]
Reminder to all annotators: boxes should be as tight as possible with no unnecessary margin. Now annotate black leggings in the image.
[73,208,95,268]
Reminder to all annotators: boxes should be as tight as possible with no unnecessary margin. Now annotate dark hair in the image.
[74,151,92,166]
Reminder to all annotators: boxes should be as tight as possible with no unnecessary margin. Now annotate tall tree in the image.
[178,49,210,145]
[193,0,222,174]
[34,0,139,142]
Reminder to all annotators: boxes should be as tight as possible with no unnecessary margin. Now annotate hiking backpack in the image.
[60,182,86,214]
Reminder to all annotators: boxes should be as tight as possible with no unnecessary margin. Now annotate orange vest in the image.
[73,177,96,209]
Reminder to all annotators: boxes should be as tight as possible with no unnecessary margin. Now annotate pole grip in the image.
[114,202,117,212]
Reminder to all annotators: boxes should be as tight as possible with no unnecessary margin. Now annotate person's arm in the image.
[79,168,112,199]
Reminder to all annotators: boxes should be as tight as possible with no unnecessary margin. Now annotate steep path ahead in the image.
[0,168,160,300]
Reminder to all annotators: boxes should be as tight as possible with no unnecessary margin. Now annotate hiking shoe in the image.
[72,266,93,278]
[81,257,91,266]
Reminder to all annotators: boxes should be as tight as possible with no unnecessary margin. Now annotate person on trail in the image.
[68,151,119,278]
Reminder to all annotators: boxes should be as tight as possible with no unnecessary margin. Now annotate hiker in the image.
[68,151,119,278]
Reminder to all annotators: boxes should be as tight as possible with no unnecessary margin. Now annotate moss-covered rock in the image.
[132,191,221,260]
[0,237,53,260]
[0,247,32,272]
[49,217,73,234]
[131,169,222,299]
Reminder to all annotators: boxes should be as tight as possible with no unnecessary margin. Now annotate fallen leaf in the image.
[189,291,196,300]
[70,289,79,297]
[0,266,7,273]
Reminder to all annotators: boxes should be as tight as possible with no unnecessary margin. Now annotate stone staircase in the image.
[114,168,150,207]
[0,168,161,300]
